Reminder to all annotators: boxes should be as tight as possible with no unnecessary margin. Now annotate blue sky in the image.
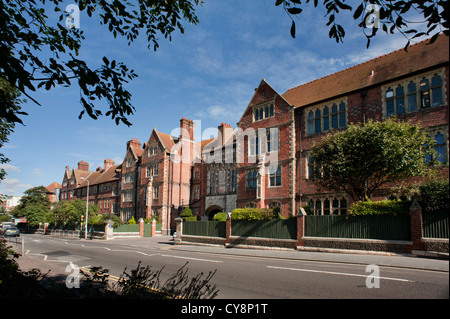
[1,0,430,196]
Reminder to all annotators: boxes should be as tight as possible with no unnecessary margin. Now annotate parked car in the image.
[1,225,20,237]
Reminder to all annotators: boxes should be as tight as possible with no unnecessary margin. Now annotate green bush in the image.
[212,212,227,221]
[351,200,411,216]
[231,208,276,220]
[181,205,197,221]
[420,179,449,212]
[127,216,136,224]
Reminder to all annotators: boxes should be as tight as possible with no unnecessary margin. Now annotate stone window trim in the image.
[306,194,348,215]
[305,97,348,137]
[253,100,276,122]
[425,124,449,165]
[381,67,447,118]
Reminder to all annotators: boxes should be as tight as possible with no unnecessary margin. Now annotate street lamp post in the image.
[80,176,90,239]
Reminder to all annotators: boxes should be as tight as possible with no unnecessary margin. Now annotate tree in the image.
[309,119,436,202]
[11,186,51,226]
[277,0,449,49]
[0,79,25,182]
[1,0,201,126]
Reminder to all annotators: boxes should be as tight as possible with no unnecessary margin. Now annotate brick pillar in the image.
[139,218,144,237]
[296,207,307,248]
[225,212,232,246]
[151,219,156,237]
[174,217,183,244]
[409,199,426,252]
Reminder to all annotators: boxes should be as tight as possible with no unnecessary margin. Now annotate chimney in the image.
[65,165,69,171]
[218,123,233,145]
[180,117,194,141]
[104,159,115,171]
[127,138,142,152]
[77,161,89,171]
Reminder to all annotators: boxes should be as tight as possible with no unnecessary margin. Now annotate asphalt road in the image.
[11,234,449,300]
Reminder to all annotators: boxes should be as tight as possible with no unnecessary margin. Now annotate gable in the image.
[238,78,293,129]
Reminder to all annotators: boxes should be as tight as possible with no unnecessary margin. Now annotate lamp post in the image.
[80,176,90,239]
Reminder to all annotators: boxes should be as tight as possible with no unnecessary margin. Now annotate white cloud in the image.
[0,178,32,195]
[0,164,20,173]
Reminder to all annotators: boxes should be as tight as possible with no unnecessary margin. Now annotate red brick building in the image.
[283,35,449,215]
[60,35,449,231]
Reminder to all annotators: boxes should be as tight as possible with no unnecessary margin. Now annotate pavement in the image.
[14,235,450,275]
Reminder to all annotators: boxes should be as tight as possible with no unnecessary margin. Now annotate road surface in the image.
[11,234,449,300]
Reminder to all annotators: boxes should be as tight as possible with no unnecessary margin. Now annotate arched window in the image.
[431,74,442,106]
[308,111,314,135]
[407,82,417,112]
[435,132,446,164]
[323,106,329,131]
[331,104,338,129]
[395,85,404,114]
[323,199,330,215]
[315,109,321,133]
[386,88,394,116]
[420,78,430,108]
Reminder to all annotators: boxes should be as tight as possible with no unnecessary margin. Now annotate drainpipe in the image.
[361,91,367,126]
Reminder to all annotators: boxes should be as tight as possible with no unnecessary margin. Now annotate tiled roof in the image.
[155,130,178,151]
[282,35,449,108]
[77,164,121,188]
[46,182,61,192]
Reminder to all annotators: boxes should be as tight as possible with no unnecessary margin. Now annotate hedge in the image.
[231,208,276,220]
[350,200,411,216]
[420,179,449,213]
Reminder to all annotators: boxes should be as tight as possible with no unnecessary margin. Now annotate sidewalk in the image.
[110,235,450,273]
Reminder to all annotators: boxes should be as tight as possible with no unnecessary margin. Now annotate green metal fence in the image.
[183,221,226,238]
[423,211,449,238]
[231,219,297,240]
[114,224,139,233]
[305,215,411,240]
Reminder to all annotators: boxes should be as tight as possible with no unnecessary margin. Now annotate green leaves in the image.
[310,119,435,201]
[1,0,201,126]
[277,1,448,49]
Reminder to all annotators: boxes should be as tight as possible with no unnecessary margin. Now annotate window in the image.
[230,169,237,193]
[126,157,133,167]
[247,169,257,189]
[308,196,347,215]
[308,111,314,135]
[431,74,442,106]
[407,82,417,112]
[420,78,431,108]
[249,135,259,156]
[315,109,321,133]
[331,103,338,129]
[269,165,281,186]
[426,131,447,164]
[384,70,445,116]
[434,132,446,164]
[253,103,275,121]
[386,88,394,116]
[267,128,279,152]
[153,185,159,199]
[323,106,329,131]
[395,85,405,114]
[146,163,159,177]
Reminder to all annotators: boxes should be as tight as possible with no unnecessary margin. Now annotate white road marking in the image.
[267,265,413,282]
[161,254,223,263]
